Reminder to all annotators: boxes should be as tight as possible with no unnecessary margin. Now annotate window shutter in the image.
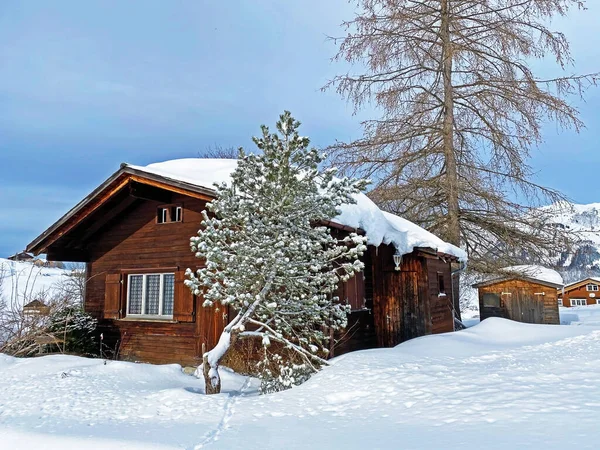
[174,270,195,322]
[104,273,122,319]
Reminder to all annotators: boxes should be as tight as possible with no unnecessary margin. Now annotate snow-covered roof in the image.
[563,277,600,289]
[501,265,563,286]
[125,158,467,261]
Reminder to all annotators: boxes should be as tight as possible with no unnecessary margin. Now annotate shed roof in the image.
[472,265,564,289]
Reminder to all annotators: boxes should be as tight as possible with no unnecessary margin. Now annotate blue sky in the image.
[1,1,599,257]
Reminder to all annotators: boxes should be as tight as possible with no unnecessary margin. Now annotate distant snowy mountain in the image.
[540,202,600,283]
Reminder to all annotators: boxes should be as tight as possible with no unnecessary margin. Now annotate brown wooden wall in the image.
[369,245,454,349]
[478,279,559,325]
[85,193,227,366]
[426,257,455,334]
[77,189,456,365]
[559,282,600,307]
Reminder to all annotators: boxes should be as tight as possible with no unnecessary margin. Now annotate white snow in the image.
[125,158,466,261]
[0,258,69,310]
[559,304,600,326]
[2,318,600,449]
[501,265,564,286]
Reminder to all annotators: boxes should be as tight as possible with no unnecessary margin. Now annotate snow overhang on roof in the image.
[127,159,466,260]
[27,158,467,262]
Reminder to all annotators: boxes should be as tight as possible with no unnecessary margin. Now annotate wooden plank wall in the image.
[369,246,453,348]
[478,279,560,325]
[86,193,227,366]
[426,257,454,334]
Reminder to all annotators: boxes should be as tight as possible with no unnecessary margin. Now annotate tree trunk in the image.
[440,0,462,322]
[440,0,460,248]
[202,352,222,395]
[202,328,240,395]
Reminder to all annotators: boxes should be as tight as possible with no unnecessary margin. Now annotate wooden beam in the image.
[29,176,131,254]
[129,176,214,201]
[47,247,89,262]
[129,182,172,203]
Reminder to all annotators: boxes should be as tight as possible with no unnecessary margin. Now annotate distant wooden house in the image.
[26,158,466,365]
[558,278,600,307]
[473,265,563,325]
[23,300,51,316]
[7,251,34,262]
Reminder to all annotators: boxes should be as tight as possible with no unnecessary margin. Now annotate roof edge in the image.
[472,276,563,290]
[26,165,218,255]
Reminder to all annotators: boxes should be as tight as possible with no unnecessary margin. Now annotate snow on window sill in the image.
[438,293,447,297]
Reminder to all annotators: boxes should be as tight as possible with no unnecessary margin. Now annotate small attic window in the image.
[157,204,182,224]
[586,284,598,292]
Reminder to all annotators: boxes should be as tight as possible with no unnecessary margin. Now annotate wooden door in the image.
[511,289,544,324]
[401,271,422,341]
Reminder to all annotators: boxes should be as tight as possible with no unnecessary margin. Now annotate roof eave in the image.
[26,165,218,255]
[472,276,563,290]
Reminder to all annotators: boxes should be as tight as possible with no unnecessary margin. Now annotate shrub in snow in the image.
[257,350,314,394]
[1,299,96,357]
[47,306,97,356]
[187,111,368,394]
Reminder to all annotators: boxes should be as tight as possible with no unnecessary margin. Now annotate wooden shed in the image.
[473,265,563,325]
[26,158,466,365]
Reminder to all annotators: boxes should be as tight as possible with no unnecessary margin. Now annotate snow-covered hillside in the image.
[0,258,70,309]
[1,318,599,450]
[541,202,600,282]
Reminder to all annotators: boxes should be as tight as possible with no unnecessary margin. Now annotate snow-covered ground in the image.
[2,318,599,449]
[0,258,69,309]
[559,304,600,326]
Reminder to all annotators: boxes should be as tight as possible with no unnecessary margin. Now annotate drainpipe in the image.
[450,260,468,330]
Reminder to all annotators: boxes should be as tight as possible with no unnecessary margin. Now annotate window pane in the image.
[163,274,175,316]
[145,275,161,315]
[483,293,500,308]
[129,275,143,314]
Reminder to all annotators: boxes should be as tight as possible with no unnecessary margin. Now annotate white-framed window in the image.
[558,298,563,307]
[570,298,587,307]
[586,284,598,292]
[596,299,600,305]
[127,273,175,319]
[157,204,183,224]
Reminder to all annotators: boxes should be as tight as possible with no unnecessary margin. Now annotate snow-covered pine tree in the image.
[186,111,368,394]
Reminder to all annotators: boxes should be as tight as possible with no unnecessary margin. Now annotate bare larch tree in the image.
[327,0,597,273]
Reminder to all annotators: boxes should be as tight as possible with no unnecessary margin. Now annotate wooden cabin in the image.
[558,278,600,307]
[473,265,563,325]
[26,159,465,366]
[7,251,34,262]
[22,299,51,316]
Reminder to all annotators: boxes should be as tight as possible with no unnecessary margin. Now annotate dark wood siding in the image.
[85,193,227,366]
[427,257,454,334]
[368,245,454,349]
[478,279,559,325]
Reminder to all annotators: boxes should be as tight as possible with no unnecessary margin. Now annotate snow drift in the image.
[1,318,599,450]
